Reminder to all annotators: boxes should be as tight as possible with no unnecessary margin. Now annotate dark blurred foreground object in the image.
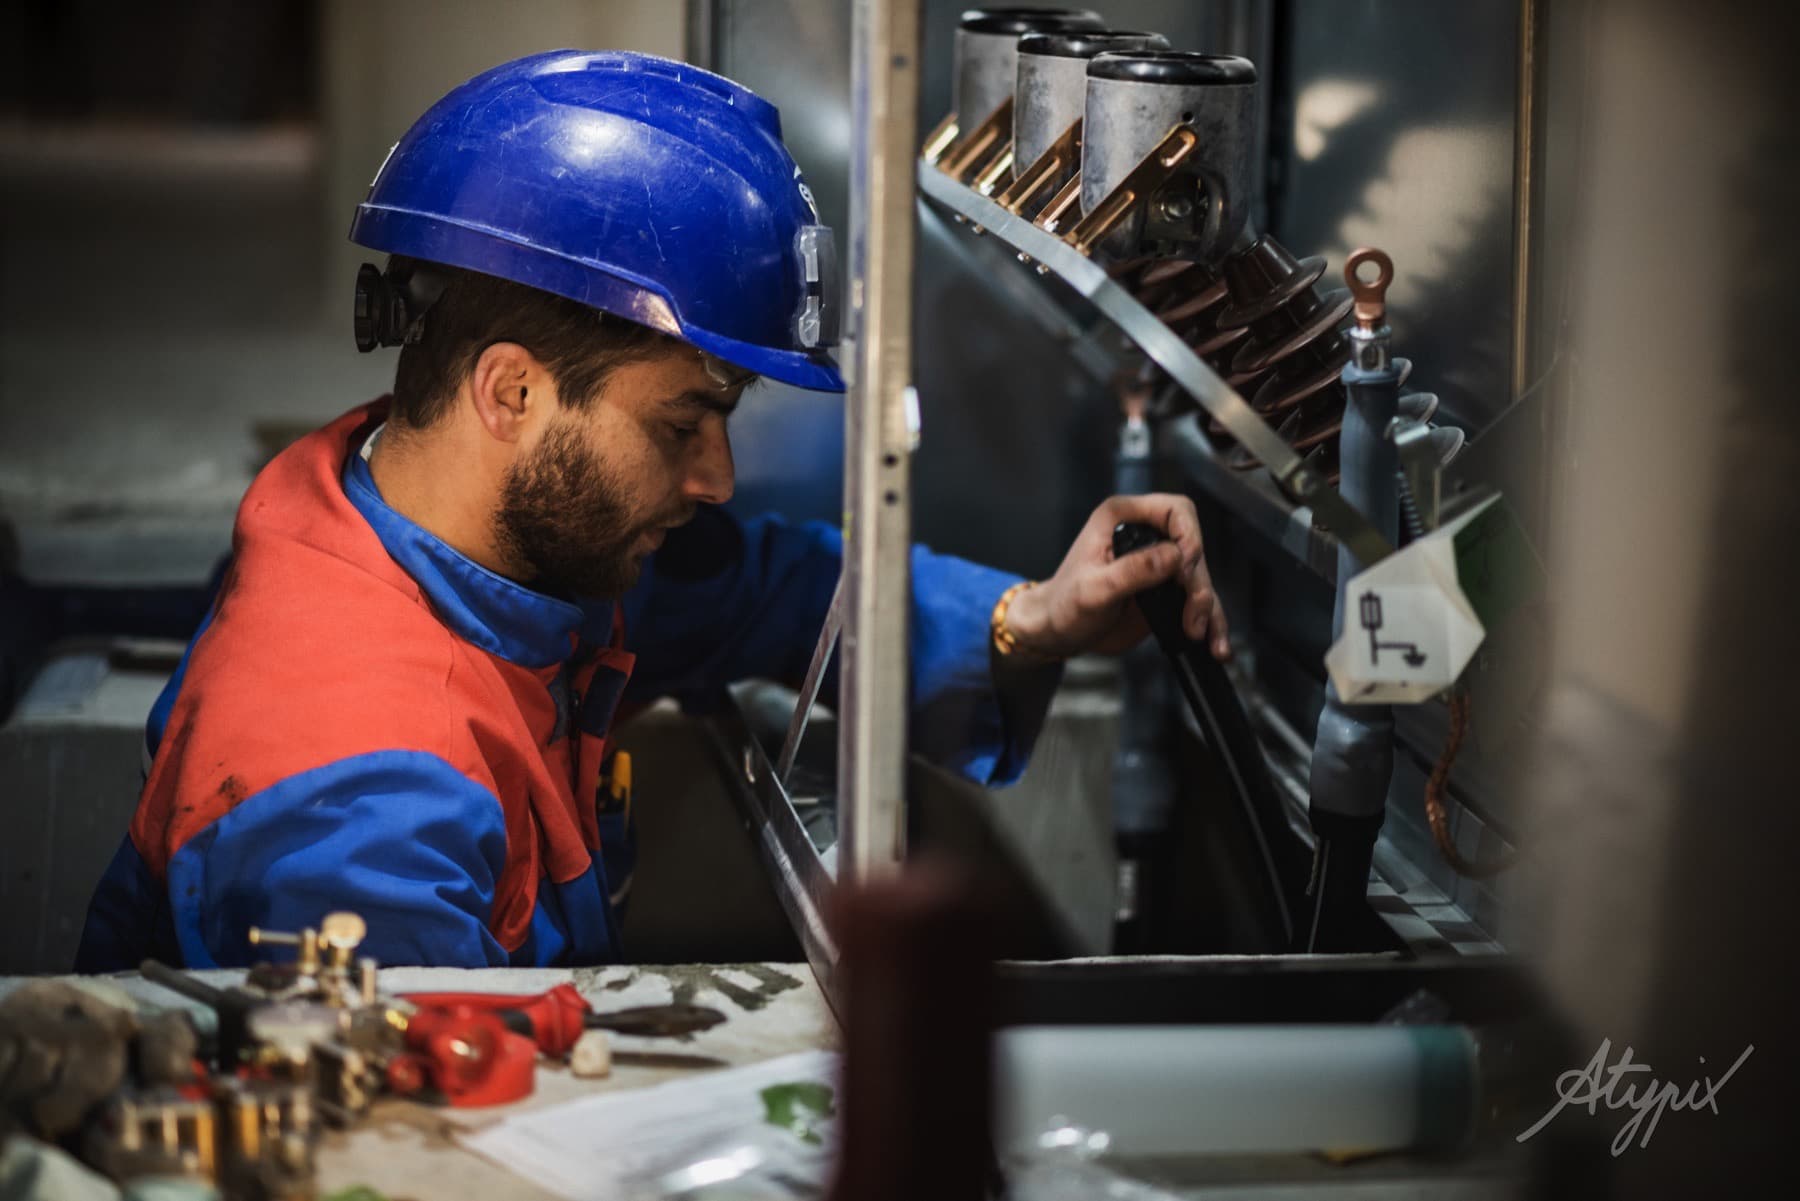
[826,860,997,1201]
[0,982,194,1141]
[0,0,316,124]
[1521,0,1800,1195]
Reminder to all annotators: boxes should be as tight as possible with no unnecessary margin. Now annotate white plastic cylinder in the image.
[994,1024,1477,1157]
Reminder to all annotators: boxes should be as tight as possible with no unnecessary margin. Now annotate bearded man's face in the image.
[494,350,745,597]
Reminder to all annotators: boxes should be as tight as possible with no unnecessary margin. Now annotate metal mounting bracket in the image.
[917,155,1395,566]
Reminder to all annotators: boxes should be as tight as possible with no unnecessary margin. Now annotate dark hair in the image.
[388,258,679,429]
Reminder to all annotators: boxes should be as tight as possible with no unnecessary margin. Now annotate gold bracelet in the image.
[991,580,1036,656]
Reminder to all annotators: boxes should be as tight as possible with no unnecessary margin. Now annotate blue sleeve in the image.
[614,506,1060,786]
[909,543,1062,786]
[616,506,840,705]
[165,751,509,968]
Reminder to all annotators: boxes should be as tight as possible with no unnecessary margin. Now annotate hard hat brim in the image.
[352,203,846,394]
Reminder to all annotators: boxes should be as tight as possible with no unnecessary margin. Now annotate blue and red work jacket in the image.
[75,402,1055,970]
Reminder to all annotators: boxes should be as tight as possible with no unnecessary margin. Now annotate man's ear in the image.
[468,342,549,444]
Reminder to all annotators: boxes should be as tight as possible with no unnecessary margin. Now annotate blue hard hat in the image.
[350,50,844,392]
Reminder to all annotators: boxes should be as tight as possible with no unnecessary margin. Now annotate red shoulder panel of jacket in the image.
[128,404,530,907]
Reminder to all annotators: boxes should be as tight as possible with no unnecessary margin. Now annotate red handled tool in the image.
[400,983,725,1057]
[394,1004,537,1107]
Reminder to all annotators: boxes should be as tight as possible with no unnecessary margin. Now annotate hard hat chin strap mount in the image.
[353,258,449,352]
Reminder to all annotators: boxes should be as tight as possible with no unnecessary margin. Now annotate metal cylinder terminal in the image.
[1014,30,1169,180]
[953,7,1103,135]
[1344,247,1395,372]
[1080,50,1258,262]
[358,957,379,1006]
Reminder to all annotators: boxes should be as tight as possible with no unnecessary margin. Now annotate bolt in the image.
[1156,192,1194,223]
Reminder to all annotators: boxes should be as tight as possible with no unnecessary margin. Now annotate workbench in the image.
[0,963,839,1201]
[4,962,1531,1200]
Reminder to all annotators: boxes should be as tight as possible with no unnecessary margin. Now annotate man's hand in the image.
[1002,494,1229,662]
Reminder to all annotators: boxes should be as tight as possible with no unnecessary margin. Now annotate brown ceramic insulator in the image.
[1130,244,1349,468]
[1315,443,1343,487]
[1225,397,1341,471]
[1129,260,1211,324]
[1136,257,1203,290]
[1190,321,1252,361]
[1235,425,1342,484]
[1157,276,1253,363]
[1219,238,1329,326]
[1206,374,1338,442]
[1250,346,1351,416]
[1190,234,1354,472]
[1126,262,1253,408]
[1231,289,1353,378]
[1153,275,1227,324]
[1216,239,1354,401]
[1125,258,1198,310]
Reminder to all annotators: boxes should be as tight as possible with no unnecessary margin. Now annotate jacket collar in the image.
[341,425,591,669]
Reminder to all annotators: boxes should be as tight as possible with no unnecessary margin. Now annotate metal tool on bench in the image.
[399,983,726,1055]
[139,911,549,1117]
[1111,521,1299,952]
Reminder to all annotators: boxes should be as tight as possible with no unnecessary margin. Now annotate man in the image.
[76,50,1227,970]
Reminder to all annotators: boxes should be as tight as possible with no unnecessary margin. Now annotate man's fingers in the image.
[1210,594,1231,660]
[1179,587,1231,656]
[1086,539,1180,610]
[1104,493,1204,573]
[1179,551,1218,639]
[1182,588,1212,643]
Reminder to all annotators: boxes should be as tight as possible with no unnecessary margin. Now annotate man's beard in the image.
[494,421,671,598]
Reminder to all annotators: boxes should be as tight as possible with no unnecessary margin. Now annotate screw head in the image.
[320,912,367,950]
[1156,192,1194,223]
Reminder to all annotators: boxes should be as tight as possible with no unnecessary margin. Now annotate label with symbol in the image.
[1325,497,1505,704]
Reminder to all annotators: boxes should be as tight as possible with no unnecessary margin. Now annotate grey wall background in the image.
[1,2,686,588]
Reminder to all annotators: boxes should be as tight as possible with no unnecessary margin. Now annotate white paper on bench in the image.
[458,1049,840,1201]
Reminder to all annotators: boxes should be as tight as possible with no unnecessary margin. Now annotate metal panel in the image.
[837,0,922,882]
[1270,0,1519,434]
[692,0,852,528]
[0,645,171,973]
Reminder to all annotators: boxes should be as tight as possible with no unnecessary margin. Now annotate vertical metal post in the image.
[1509,0,1544,402]
[683,0,719,69]
[839,0,920,884]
